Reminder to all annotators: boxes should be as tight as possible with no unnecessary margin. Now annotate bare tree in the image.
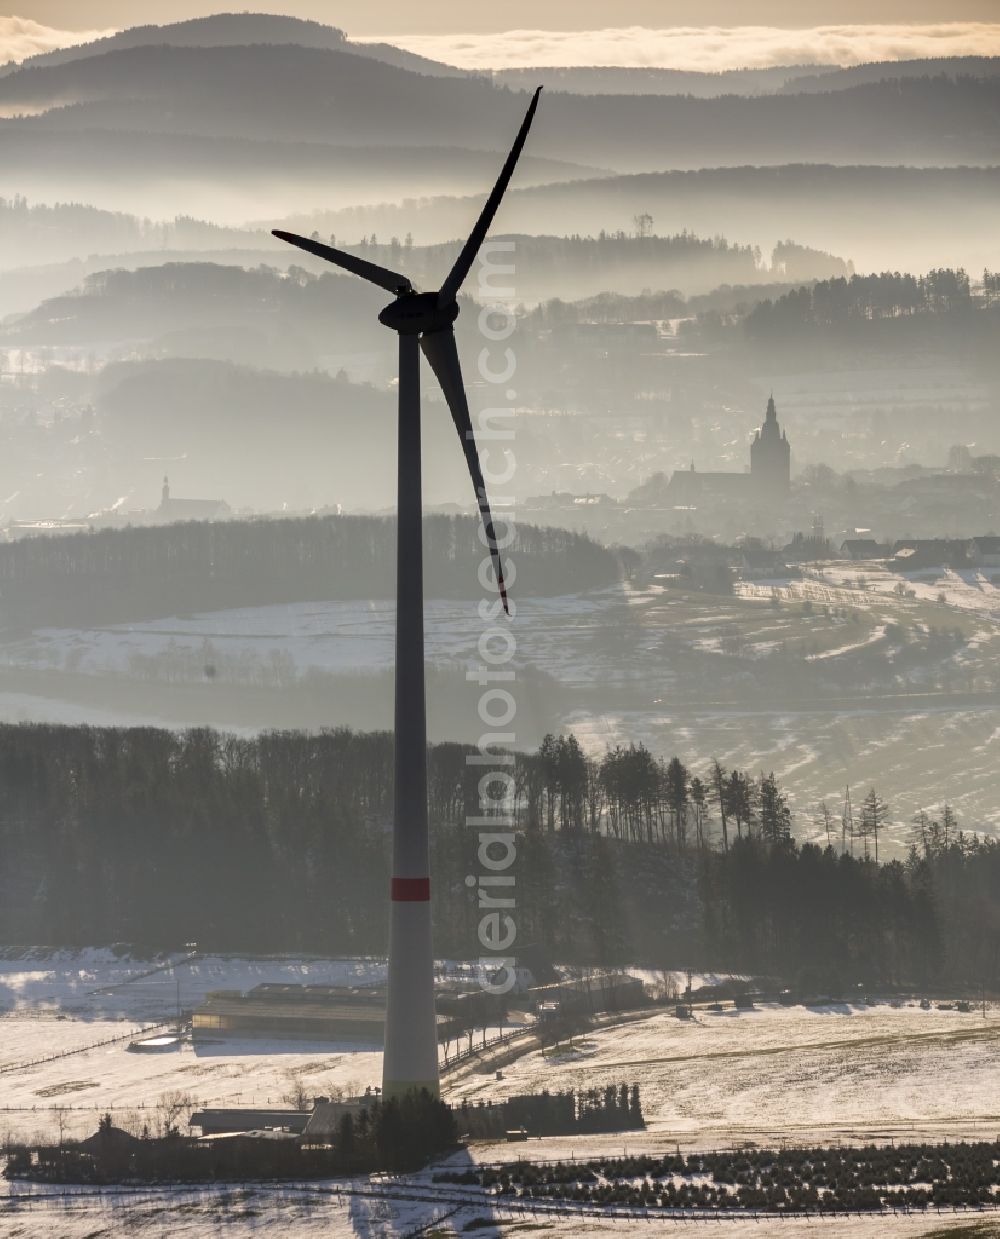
[156,1090,194,1137]
[860,787,889,862]
[281,1071,311,1111]
[632,212,653,239]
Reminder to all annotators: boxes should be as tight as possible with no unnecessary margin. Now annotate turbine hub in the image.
[379,291,458,336]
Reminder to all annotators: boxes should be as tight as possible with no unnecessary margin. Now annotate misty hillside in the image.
[492,65,836,97]
[313,165,1000,279]
[0,237,849,351]
[0,515,616,628]
[87,356,516,514]
[232,233,845,305]
[0,11,464,79]
[778,56,1000,93]
[0,196,261,271]
[1,44,997,177]
[0,356,452,519]
[0,352,485,518]
[737,269,1000,367]
[0,249,334,321]
[0,121,597,223]
[493,59,1000,97]
[0,44,524,148]
[96,359,384,507]
[1,263,384,361]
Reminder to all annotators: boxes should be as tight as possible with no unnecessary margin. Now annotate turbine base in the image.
[381,1079,441,1102]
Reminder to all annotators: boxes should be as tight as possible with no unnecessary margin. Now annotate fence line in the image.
[0,1022,173,1076]
[440,1028,529,1073]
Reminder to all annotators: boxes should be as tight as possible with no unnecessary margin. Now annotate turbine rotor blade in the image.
[420,327,510,614]
[272,230,413,294]
[437,87,542,308]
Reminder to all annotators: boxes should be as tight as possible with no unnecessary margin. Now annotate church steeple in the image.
[161,475,170,509]
[750,394,790,495]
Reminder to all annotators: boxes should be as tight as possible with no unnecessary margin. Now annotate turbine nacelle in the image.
[378,291,459,336]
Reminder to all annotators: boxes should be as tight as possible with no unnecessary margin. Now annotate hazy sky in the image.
[4,5,998,70]
[17,1,1000,36]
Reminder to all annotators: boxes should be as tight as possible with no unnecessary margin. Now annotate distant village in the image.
[4,397,999,560]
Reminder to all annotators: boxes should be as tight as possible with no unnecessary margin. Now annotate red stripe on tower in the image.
[391,877,431,902]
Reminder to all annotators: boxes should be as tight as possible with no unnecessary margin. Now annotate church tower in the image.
[160,476,170,511]
[750,395,790,496]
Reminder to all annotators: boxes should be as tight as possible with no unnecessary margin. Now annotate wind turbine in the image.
[273,87,542,1100]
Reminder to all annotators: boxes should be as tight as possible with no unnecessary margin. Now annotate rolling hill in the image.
[0,11,465,79]
[0,116,598,222]
[0,43,996,174]
[296,164,1000,281]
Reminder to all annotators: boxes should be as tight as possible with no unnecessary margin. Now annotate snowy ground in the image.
[452,1002,1000,1150]
[0,951,528,1145]
[0,951,385,1144]
[2,566,1000,846]
[0,590,626,689]
[807,564,1000,622]
[570,700,1000,845]
[1,1177,997,1237]
[1,952,997,1235]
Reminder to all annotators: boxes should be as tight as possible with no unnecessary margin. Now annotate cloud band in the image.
[365,22,1000,71]
[0,15,116,67]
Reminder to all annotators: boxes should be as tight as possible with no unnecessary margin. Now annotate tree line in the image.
[0,722,996,990]
[742,268,983,335]
[454,1085,643,1140]
[730,267,1000,362]
[0,515,618,627]
[0,195,255,270]
[6,1092,456,1182]
[436,1140,1000,1213]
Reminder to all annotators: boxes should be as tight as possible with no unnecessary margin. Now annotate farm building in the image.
[191,982,460,1044]
[300,1096,377,1144]
[189,1108,311,1137]
[192,983,386,1044]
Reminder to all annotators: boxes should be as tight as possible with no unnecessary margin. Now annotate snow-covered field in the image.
[0,589,627,688]
[0,951,389,1145]
[1,952,997,1235]
[809,564,1000,621]
[571,699,1000,844]
[0,951,530,1145]
[2,1177,996,1238]
[2,565,1000,845]
[4,955,995,1153]
[452,1002,1000,1150]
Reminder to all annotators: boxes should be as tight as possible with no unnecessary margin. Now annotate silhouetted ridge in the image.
[0,515,619,627]
[1,11,465,80]
[0,48,995,170]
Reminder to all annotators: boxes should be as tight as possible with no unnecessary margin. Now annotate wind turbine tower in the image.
[274,88,542,1099]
